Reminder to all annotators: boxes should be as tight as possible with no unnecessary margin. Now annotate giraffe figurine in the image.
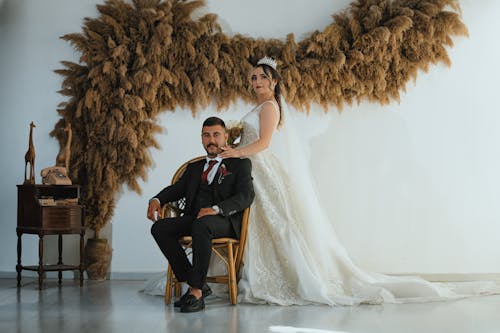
[24,121,36,184]
[56,122,72,172]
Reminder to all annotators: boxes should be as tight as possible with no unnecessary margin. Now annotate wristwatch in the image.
[212,205,221,215]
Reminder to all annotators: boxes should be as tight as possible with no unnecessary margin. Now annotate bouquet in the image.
[226,121,243,147]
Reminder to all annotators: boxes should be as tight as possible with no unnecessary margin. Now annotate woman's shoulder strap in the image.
[259,99,279,116]
[261,99,278,109]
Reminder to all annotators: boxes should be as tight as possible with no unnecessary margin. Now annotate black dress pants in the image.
[151,214,236,289]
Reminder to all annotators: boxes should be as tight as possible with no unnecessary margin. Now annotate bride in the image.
[217,56,499,305]
[143,57,499,305]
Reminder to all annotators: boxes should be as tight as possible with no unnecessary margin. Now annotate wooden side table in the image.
[16,184,85,289]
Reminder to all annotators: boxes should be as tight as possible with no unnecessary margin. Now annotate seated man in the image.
[147,117,255,312]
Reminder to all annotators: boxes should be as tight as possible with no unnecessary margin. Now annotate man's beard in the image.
[205,144,220,157]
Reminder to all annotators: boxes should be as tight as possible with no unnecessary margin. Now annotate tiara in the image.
[257,56,277,70]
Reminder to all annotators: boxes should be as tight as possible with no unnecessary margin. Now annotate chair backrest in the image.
[171,156,206,184]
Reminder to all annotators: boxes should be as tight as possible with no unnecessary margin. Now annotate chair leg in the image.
[165,264,174,304]
[226,243,238,305]
[174,280,182,297]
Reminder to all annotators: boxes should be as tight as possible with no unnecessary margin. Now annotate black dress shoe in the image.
[201,283,213,298]
[174,283,212,307]
[180,294,205,313]
[174,289,190,308]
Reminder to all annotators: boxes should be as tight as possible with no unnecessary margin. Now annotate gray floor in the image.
[1,278,500,333]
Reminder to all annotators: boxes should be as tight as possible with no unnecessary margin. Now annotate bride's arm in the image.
[219,103,279,158]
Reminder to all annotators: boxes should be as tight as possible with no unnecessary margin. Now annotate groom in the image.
[148,117,254,312]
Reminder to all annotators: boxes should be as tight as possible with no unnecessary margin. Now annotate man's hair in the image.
[202,117,226,129]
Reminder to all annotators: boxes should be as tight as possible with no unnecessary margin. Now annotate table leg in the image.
[79,231,85,287]
[38,234,44,290]
[58,234,63,285]
[16,231,22,287]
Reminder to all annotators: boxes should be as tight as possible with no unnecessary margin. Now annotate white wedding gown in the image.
[142,100,500,305]
[236,100,500,305]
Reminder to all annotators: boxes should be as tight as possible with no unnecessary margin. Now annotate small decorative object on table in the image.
[41,166,72,185]
[24,121,36,185]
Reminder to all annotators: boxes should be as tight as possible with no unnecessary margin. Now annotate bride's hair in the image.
[255,64,283,128]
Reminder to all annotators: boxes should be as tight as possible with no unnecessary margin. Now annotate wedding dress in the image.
[142,100,500,305]
[235,100,499,305]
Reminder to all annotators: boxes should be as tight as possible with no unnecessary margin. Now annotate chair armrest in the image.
[160,202,184,219]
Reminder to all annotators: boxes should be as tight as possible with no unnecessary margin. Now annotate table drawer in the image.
[42,206,82,229]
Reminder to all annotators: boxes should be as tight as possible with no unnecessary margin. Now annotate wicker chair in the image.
[160,156,251,305]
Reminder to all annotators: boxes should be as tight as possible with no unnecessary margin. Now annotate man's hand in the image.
[147,199,161,222]
[197,207,217,219]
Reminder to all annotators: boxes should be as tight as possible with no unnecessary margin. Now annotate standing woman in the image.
[219,57,486,305]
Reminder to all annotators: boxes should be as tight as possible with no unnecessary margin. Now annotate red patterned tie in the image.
[201,160,218,184]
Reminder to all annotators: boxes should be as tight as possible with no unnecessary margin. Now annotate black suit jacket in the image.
[154,157,254,238]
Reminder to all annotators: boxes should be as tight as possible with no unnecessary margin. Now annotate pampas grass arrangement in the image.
[53,0,467,235]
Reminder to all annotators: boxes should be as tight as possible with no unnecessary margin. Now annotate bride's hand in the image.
[219,146,241,159]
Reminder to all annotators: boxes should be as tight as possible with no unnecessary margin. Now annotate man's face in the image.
[201,125,228,157]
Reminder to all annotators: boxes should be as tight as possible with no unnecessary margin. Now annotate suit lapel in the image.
[186,160,204,200]
[194,159,205,186]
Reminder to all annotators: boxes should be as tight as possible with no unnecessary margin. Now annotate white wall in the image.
[1,0,499,278]
[0,0,99,276]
